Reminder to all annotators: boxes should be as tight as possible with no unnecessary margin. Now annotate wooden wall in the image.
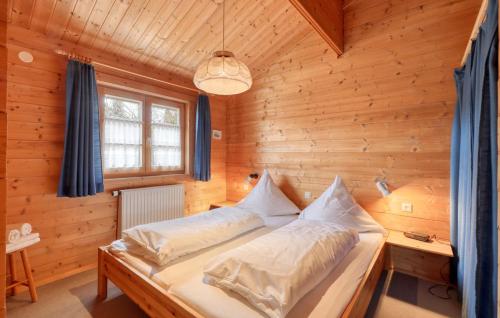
[5,28,227,286]
[226,0,481,239]
[2,0,482,290]
[0,0,7,314]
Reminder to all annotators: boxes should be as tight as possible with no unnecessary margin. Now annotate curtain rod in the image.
[461,0,489,66]
[54,49,201,94]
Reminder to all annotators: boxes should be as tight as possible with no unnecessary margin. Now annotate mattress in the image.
[108,215,383,317]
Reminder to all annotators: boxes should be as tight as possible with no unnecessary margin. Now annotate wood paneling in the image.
[7,0,311,80]
[226,0,481,240]
[7,24,196,93]
[0,0,7,313]
[5,29,227,286]
[3,0,484,294]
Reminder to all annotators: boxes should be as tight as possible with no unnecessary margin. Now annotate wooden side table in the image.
[209,200,237,210]
[385,230,453,284]
[7,240,39,302]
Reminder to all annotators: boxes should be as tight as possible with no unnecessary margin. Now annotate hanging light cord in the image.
[222,0,225,51]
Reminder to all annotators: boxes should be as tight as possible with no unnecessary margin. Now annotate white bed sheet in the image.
[168,232,383,318]
[108,214,298,290]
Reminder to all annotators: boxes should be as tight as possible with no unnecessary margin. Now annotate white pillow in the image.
[237,170,300,216]
[299,176,385,233]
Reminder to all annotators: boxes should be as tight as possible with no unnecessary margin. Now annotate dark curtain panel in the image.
[58,60,104,197]
[194,95,211,181]
[475,7,498,316]
[451,0,498,316]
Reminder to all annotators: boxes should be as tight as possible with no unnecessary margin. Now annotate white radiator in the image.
[118,184,185,236]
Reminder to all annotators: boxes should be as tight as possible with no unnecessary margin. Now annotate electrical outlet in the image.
[401,202,413,213]
[243,183,249,191]
[304,191,312,199]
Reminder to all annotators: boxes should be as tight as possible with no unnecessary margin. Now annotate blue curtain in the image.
[57,60,104,197]
[451,0,498,316]
[194,95,211,181]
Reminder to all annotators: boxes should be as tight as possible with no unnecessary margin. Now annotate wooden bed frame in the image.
[97,237,386,318]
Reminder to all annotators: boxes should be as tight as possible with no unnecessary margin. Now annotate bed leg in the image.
[97,248,108,300]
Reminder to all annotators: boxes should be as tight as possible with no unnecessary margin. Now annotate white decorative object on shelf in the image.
[6,233,40,254]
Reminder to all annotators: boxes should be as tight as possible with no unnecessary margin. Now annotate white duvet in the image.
[203,219,359,318]
[121,207,264,265]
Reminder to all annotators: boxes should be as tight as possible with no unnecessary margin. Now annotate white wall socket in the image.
[304,191,312,199]
[401,202,413,213]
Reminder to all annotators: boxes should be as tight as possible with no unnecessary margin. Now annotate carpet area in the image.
[366,271,461,318]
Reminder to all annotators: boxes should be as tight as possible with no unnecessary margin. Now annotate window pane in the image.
[151,104,179,125]
[103,95,143,170]
[151,124,180,147]
[151,104,181,168]
[105,96,142,121]
[151,146,181,168]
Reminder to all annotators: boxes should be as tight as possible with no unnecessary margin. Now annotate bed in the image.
[97,215,386,318]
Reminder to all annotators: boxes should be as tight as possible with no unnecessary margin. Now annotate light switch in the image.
[304,191,312,199]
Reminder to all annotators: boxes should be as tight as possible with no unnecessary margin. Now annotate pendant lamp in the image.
[193,0,252,95]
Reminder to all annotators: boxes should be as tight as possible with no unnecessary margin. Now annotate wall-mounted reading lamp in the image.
[375,180,391,197]
[243,173,259,190]
[246,173,259,184]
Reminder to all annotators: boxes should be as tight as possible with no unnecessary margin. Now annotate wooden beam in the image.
[289,0,343,55]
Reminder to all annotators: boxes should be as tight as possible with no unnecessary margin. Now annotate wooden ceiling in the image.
[7,0,315,80]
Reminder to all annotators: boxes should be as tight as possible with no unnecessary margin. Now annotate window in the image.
[99,87,186,178]
[103,94,143,171]
[150,103,182,168]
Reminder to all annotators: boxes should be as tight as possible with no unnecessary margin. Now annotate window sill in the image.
[104,173,193,183]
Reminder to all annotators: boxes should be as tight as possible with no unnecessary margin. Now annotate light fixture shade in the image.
[375,180,391,197]
[193,51,252,95]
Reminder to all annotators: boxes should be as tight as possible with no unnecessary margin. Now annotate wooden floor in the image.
[7,269,147,318]
[7,269,460,318]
